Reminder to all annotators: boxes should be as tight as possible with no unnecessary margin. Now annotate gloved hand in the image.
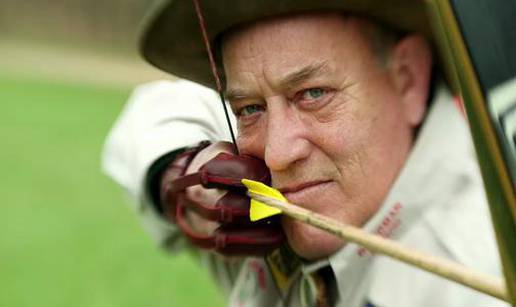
[160,141,284,256]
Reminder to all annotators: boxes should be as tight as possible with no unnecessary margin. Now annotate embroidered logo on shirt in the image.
[357,202,403,257]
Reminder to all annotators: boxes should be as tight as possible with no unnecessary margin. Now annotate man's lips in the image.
[278,180,333,195]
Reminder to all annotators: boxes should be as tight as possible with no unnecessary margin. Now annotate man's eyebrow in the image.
[224,88,250,102]
[279,61,330,89]
[224,61,330,101]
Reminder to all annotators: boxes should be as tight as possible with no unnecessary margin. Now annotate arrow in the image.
[242,179,509,302]
[241,179,283,221]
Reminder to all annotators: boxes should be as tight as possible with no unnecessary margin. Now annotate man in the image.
[103,1,506,306]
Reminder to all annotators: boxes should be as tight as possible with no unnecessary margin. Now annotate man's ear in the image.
[389,35,433,127]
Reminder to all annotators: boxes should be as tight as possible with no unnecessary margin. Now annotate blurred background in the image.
[0,1,224,306]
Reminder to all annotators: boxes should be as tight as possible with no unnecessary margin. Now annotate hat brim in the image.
[140,0,430,89]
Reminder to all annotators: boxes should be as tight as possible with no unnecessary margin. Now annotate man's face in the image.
[222,13,428,260]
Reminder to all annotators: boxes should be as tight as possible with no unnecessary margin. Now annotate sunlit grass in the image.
[0,75,225,307]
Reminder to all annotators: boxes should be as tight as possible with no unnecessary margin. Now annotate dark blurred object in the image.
[429,0,516,304]
[452,0,516,184]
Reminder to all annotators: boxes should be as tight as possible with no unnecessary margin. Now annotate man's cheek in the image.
[237,125,267,156]
[237,135,262,157]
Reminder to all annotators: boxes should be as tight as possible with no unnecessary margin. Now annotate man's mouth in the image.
[278,180,333,203]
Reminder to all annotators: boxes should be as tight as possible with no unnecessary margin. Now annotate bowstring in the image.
[190,4,294,299]
[192,0,239,154]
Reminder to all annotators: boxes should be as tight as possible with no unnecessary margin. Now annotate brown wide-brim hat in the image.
[140,0,431,89]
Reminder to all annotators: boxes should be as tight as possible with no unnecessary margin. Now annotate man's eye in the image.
[301,88,326,100]
[239,104,263,117]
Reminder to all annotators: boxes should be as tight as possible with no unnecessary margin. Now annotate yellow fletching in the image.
[241,179,285,221]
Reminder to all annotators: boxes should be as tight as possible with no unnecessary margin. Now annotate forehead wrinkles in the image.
[222,13,349,92]
[222,25,266,95]
[223,21,293,88]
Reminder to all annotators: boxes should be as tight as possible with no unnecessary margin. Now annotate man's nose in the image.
[264,103,310,172]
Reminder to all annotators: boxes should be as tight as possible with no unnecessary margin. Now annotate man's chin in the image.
[282,218,345,260]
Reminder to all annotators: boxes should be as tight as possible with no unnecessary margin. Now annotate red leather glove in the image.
[160,141,284,256]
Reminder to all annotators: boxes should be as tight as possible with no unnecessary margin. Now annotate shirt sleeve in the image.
[101,79,233,250]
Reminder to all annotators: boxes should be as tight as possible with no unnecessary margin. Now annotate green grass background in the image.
[0,74,225,307]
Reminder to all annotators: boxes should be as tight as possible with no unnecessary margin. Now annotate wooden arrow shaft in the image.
[249,192,509,302]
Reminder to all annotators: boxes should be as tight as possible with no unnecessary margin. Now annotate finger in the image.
[186,183,227,208]
[186,141,235,174]
[184,208,220,235]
